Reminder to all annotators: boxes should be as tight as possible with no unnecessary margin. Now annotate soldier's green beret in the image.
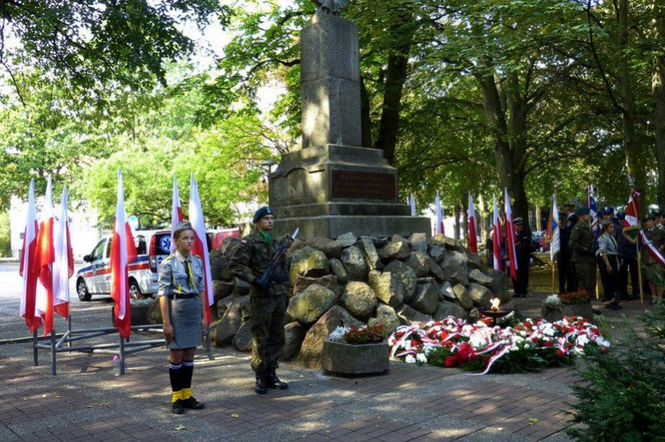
[575,207,590,216]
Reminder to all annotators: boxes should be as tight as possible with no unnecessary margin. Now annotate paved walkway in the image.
[0,293,652,441]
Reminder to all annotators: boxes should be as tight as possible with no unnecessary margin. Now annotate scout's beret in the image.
[174,221,194,235]
[646,212,657,221]
[253,206,273,223]
[513,217,523,224]
[575,207,590,216]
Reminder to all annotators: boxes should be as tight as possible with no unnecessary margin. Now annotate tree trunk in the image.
[478,194,488,244]
[453,204,461,240]
[653,0,665,209]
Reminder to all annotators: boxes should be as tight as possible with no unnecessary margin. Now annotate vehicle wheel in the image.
[129,280,142,300]
[77,279,91,301]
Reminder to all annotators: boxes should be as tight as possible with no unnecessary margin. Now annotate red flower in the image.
[445,356,459,367]
[556,349,566,358]
[545,341,553,348]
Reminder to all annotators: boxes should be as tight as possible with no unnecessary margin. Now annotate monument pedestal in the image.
[269,144,430,238]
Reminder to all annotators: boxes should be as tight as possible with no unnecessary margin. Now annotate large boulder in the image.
[377,235,411,260]
[428,244,446,263]
[340,281,378,319]
[147,298,162,324]
[289,246,330,282]
[469,269,493,286]
[403,251,431,277]
[293,274,341,298]
[306,237,342,259]
[433,301,468,321]
[336,232,358,247]
[486,268,510,303]
[438,281,455,301]
[341,246,368,281]
[409,283,439,315]
[409,233,429,254]
[444,251,469,270]
[359,236,382,271]
[232,321,252,352]
[213,280,234,303]
[299,306,363,368]
[452,283,473,310]
[329,258,349,284]
[467,252,483,270]
[440,260,469,286]
[467,282,493,308]
[367,270,404,308]
[281,322,307,361]
[396,304,432,325]
[368,304,401,336]
[287,284,336,325]
[383,260,417,302]
[212,300,243,347]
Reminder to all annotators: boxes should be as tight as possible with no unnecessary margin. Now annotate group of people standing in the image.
[157,207,292,414]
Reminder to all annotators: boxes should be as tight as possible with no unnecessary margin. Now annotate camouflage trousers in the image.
[250,295,287,373]
[572,257,597,294]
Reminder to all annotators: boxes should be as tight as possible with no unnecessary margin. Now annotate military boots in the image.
[255,372,267,395]
[266,368,288,390]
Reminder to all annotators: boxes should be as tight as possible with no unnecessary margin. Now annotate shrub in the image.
[343,324,386,345]
[560,290,591,305]
[568,303,665,440]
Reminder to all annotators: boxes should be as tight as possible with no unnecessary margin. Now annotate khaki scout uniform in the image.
[228,230,291,373]
[642,226,665,284]
[569,219,596,293]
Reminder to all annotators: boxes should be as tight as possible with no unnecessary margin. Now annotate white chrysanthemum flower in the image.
[576,335,590,346]
[328,326,349,342]
[405,354,416,364]
[416,353,428,364]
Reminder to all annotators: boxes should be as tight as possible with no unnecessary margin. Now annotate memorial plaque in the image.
[331,170,396,200]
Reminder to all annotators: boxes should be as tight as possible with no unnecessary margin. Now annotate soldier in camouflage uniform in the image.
[569,207,596,293]
[228,207,291,394]
[642,212,664,304]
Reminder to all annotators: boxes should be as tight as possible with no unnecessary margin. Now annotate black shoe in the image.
[255,372,267,395]
[606,303,621,311]
[266,369,288,390]
[592,308,602,315]
[181,396,205,410]
[172,399,185,414]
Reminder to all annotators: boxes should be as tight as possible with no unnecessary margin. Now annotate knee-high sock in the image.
[181,360,194,399]
[169,361,183,402]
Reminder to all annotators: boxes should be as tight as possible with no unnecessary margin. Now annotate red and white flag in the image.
[33,177,56,336]
[434,191,444,235]
[19,179,41,333]
[640,231,665,268]
[492,195,503,272]
[504,188,519,281]
[170,174,183,253]
[110,169,138,339]
[189,174,214,325]
[52,187,74,319]
[623,190,640,228]
[467,191,478,254]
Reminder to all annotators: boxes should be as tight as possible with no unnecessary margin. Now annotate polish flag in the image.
[504,188,519,281]
[492,195,503,272]
[110,169,138,339]
[467,192,478,254]
[19,179,41,333]
[434,192,444,235]
[52,187,74,318]
[640,230,665,267]
[623,190,640,228]
[33,177,56,336]
[170,174,183,253]
[189,174,214,325]
[549,194,560,262]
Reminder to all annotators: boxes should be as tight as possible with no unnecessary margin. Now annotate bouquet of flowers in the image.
[328,324,387,345]
[388,315,609,374]
[559,290,591,305]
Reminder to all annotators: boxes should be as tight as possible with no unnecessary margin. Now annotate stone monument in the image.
[269,3,430,239]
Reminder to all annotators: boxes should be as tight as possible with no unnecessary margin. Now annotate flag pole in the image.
[551,257,556,295]
[637,241,644,304]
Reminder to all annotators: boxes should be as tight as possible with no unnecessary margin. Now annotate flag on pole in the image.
[33,177,55,336]
[19,179,41,333]
[587,184,599,233]
[640,231,665,267]
[434,192,444,235]
[170,174,183,253]
[110,169,138,339]
[52,187,74,319]
[409,194,417,216]
[623,190,640,228]
[550,195,560,261]
[468,192,478,254]
[492,195,503,272]
[504,188,519,281]
[189,174,214,325]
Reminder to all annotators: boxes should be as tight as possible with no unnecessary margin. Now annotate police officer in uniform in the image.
[569,207,596,293]
[228,207,291,394]
[512,217,531,298]
[558,206,577,293]
[158,221,207,414]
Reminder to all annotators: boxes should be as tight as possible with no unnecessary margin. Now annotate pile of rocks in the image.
[147,233,510,369]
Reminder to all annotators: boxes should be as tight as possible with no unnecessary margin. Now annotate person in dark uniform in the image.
[511,217,532,298]
[617,213,639,301]
[228,207,292,394]
[642,213,665,304]
[558,206,577,293]
[158,221,207,414]
[569,207,596,293]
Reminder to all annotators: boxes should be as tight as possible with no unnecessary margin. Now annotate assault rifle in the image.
[256,227,299,288]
